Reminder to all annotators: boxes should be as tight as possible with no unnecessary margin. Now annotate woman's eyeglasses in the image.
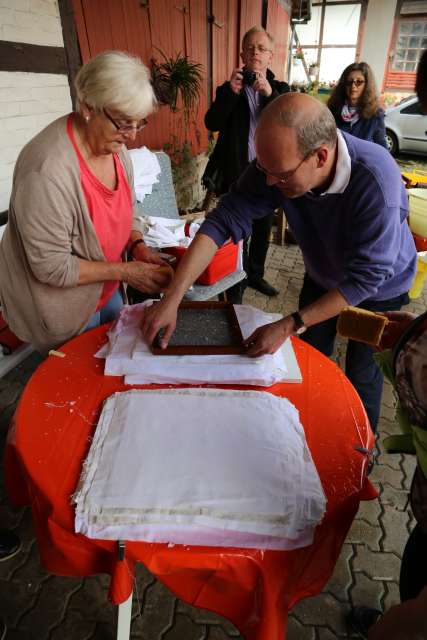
[103,108,148,133]
[345,79,365,87]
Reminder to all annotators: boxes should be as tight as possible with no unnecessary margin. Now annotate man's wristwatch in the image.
[290,311,307,335]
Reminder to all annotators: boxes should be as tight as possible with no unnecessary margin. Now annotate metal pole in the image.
[116,591,133,640]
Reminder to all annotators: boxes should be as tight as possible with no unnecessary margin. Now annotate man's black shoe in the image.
[0,617,6,640]
[347,606,382,638]
[0,530,21,562]
[248,277,279,297]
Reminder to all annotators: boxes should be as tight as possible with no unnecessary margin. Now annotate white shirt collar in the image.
[317,129,351,196]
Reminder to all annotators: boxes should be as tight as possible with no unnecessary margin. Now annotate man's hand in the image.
[123,262,173,294]
[379,310,417,350]
[252,72,272,97]
[245,316,295,357]
[141,296,179,348]
[230,68,244,94]
[131,243,165,265]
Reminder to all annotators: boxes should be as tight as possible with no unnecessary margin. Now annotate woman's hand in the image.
[245,317,294,357]
[131,242,164,265]
[123,262,173,294]
[141,296,179,348]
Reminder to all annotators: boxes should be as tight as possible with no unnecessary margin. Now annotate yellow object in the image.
[408,189,427,238]
[48,349,66,358]
[337,306,389,346]
[409,252,427,299]
[402,170,427,187]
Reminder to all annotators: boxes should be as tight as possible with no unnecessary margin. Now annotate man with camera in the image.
[203,26,290,301]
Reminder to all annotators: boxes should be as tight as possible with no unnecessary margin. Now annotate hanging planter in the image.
[151,50,203,120]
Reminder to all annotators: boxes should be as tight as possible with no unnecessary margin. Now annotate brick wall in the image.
[0,0,72,212]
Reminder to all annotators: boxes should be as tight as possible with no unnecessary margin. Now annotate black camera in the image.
[242,68,256,86]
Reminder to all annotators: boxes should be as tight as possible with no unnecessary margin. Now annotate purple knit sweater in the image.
[200,132,416,305]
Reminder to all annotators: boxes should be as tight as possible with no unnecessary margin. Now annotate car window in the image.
[396,94,416,107]
[401,101,424,115]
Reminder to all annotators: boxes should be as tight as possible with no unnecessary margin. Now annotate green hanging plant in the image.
[151,49,203,119]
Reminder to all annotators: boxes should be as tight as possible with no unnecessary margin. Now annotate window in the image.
[401,100,423,114]
[393,17,427,72]
[291,1,363,85]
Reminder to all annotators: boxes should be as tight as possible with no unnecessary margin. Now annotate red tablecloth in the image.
[5,326,376,640]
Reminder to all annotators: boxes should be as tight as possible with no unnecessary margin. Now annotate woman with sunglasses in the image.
[327,62,387,148]
[0,51,173,353]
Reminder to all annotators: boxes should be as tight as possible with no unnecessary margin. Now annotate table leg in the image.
[116,591,133,640]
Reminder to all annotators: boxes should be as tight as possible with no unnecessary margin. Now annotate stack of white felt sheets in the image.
[96,302,302,386]
[73,388,326,549]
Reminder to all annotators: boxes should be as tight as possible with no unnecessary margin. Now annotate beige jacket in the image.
[0,115,142,352]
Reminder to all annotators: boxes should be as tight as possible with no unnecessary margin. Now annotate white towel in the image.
[74,388,326,549]
[129,147,161,203]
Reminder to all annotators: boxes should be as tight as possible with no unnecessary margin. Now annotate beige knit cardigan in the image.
[0,115,142,353]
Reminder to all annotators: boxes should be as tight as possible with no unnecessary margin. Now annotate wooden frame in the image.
[151,301,246,356]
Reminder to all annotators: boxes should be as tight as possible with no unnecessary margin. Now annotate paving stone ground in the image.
[0,209,426,639]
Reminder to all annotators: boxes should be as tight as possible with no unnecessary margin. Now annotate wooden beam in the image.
[58,0,83,108]
[0,41,67,74]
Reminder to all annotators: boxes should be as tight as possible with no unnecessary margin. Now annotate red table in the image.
[5,325,376,640]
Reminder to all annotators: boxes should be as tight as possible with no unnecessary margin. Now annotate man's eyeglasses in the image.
[256,152,312,184]
[103,108,148,133]
[345,79,365,87]
[244,45,271,54]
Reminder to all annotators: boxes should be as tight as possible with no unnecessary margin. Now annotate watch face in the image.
[296,325,306,335]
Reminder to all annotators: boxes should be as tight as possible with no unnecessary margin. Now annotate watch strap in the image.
[291,311,306,334]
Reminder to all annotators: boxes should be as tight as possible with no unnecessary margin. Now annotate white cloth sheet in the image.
[96,302,302,386]
[128,147,161,203]
[139,215,203,250]
[74,388,326,549]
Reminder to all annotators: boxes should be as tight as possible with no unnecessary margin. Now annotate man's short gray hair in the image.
[242,26,274,50]
[74,50,156,119]
[275,103,337,156]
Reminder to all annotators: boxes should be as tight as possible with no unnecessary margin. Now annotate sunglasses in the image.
[345,79,365,87]
[103,108,148,133]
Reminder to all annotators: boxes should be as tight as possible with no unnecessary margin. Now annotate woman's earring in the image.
[85,115,90,122]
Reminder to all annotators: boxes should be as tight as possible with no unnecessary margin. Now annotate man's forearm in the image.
[299,288,348,327]
[163,233,219,302]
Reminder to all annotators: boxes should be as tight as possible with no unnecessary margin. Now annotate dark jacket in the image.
[331,107,387,149]
[203,69,290,194]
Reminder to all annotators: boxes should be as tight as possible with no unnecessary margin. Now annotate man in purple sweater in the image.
[142,93,416,432]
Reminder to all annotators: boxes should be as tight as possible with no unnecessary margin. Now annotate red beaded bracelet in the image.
[128,238,145,257]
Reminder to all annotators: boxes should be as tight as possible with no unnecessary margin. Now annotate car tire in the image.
[385,129,398,156]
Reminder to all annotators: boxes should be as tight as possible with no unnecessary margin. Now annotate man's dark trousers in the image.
[298,275,409,432]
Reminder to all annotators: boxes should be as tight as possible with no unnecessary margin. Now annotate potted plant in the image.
[151,51,205,211]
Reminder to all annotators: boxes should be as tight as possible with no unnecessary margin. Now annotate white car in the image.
[385,95,427,156]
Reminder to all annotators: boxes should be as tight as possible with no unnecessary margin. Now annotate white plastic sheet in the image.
[74,388,326,549]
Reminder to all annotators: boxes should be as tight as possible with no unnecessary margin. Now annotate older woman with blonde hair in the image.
[328,61,387,148]
[0,50,172,353]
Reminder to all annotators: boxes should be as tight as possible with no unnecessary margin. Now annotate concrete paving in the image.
[0,238,425,639]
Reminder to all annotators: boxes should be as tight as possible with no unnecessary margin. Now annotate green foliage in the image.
[151,50,203,121]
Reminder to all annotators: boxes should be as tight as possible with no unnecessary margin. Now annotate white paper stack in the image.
[96,302,302,386]
[74,388,326,549]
